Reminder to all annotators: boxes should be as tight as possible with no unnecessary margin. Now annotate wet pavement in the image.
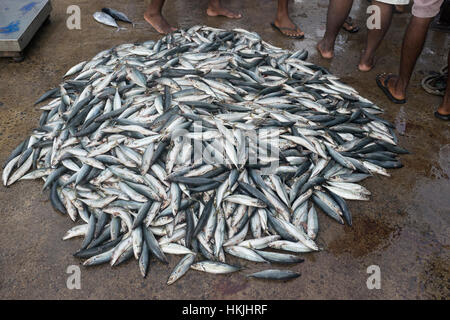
[0,0,449,300]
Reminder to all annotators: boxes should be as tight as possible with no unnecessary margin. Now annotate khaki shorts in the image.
[377,0,410,4]
[412,0,444,18]
[376,0,443,18]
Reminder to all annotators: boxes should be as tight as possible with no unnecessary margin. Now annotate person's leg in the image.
[144,0,176,34]
[206,0,242,19]
[394,5,406,13]
[273,0,304,37]
[437,50,450,116]
[317,0,354,59]
[359,1,394,72]
[378,15,433,101]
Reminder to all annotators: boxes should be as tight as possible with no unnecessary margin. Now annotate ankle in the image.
[319,37,334,50]
[442,100,450,112]
[208,0,220,9]
[145,9,161,17]
[393,79,407,97]
[359,55,370,65]
[275,13,290,23]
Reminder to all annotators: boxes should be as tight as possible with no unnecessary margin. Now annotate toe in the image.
[378,73,388,83]
[226,11,241,19]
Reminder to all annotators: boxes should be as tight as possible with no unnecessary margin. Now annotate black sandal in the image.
[376,73,407,104]
[342,17,359,33]
[434,111,450,121]
[431,12,450,33]
[271,22,305,39]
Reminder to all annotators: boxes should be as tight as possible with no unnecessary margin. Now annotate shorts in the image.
[377,0,410,4]
[374,0,443,18]
[412,0,444,18]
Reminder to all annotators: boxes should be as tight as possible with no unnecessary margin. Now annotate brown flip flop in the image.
[376,73,407,104]
[342,16,359,33]
[271,22,304,39]
[434,111,450,121]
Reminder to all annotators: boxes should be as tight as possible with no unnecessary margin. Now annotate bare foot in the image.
[144,11,176,34]
[316,40,333,59]
[437,102,450,115]
[273,16,304,38]
[358,53,374,72]
[378,73,406,101]
[358,63,374,72]
[206,1,242,19]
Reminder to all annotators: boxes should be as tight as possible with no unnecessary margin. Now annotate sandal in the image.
[376,73,407,104]
[431,12,450,33]
[342,16,359,33]
[271,22,304,39]
[434,111,450,121]
[421,65,448,96]
[422,73,447,96]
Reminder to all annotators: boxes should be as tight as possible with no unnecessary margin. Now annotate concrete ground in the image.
[0,0,448,300]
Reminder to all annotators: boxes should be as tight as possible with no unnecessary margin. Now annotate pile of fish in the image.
[2,26,408,283]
